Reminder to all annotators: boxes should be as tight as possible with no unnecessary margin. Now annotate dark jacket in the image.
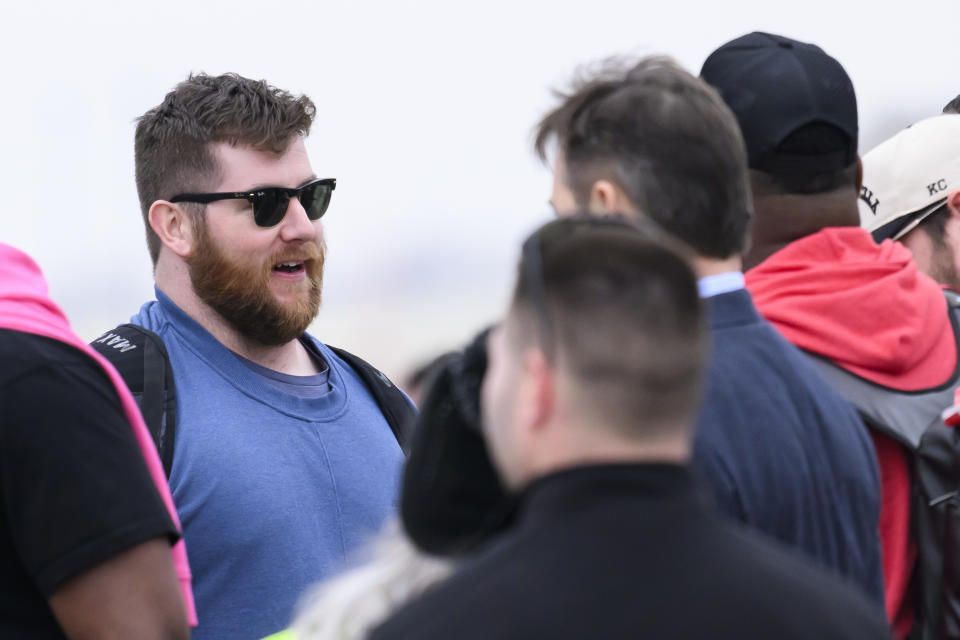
[371,464,890,640]
[694,287,884,603]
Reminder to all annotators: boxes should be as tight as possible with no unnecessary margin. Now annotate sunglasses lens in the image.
[299,182,333,221]
[249,181,333,227]
[252,191,289,227]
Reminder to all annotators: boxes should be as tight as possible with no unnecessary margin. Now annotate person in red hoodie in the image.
[702,32,960,640]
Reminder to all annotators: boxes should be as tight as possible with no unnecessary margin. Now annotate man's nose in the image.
[277,196,320,243]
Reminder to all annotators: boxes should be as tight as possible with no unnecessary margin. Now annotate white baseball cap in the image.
[859,114,960,241]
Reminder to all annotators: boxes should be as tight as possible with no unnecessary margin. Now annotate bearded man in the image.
[122,73,407,640]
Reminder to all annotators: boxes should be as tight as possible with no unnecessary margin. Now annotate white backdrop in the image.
[3,0,957,378]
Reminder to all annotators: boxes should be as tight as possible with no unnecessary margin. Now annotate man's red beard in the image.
[185,219,324,346]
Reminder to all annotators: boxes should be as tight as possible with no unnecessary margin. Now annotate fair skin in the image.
[48,538,188,640]
[481,317,690,490]
[900,190,960,290]
[148,138,323,375]
[549,152,741,277]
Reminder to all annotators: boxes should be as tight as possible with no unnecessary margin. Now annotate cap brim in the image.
[871,198,948,243]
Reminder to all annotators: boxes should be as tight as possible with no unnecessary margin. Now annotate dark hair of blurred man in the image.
[532,56,884,603]
[703,31,960,639]
[370,217,890,640]
[944,95,960,114]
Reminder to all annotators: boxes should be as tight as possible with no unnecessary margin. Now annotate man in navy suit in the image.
[533,55,884,605]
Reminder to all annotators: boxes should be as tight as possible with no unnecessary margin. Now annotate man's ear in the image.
[948,189,960,217]
[855,157,863,192]
[520,347,555,433]
[588,180,636,217]
[148,201,195,258]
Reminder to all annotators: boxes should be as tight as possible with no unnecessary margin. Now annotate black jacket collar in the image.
[516,463,696,528]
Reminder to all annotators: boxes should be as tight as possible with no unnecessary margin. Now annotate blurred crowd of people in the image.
[2,30,960,640]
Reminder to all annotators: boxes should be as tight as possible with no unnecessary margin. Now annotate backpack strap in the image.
[803,290,960,450]
[91,326,415,477]
[91,324,177,476]
[804,291,960,640]
[329,345,416,455]
[804,355,959,449]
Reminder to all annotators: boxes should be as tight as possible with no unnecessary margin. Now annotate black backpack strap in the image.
[91,324,177,476]
[328,345,416,455]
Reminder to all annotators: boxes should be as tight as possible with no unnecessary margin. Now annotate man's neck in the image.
[154,261,320,376]
[745,191,860,271]
[692,255,742,279]
[518,425,690,490]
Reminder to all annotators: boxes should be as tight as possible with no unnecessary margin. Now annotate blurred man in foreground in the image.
[370,216,889,640]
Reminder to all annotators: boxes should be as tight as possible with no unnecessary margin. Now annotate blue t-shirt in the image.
[131,289,404,640]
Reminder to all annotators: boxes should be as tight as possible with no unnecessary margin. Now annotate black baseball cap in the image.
[700,32,858,174]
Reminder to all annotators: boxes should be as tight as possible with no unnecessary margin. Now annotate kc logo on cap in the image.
[928,179,949,197]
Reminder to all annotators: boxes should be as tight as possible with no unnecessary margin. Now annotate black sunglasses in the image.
[171,177,336,228]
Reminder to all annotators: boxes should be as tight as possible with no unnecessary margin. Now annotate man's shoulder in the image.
[717,525,889,636]
[301,334,355,367]
[707,290,798,359]
[306,336,416,446]
[705,289,803,367]
[0,327,83,359]
[704,295,856,407]
[0,329,104,388]
[305,336,412,403]
[128,299,168,335]
[373,519,889,640]
[370,551,528,640]
[94,300,181,368]
[696,291,874,474]
[649,512,887,638]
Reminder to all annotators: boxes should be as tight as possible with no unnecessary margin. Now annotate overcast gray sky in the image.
[3,0,956,377]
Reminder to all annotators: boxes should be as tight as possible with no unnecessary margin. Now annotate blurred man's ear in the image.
[588,180,638,218]
[520,347,555,434]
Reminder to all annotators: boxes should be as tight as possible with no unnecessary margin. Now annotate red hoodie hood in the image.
[746,227,956,391]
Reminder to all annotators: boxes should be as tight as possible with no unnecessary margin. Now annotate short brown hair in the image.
[134,72,316,265]
[535,56,753,259]
[510,216,704,439]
